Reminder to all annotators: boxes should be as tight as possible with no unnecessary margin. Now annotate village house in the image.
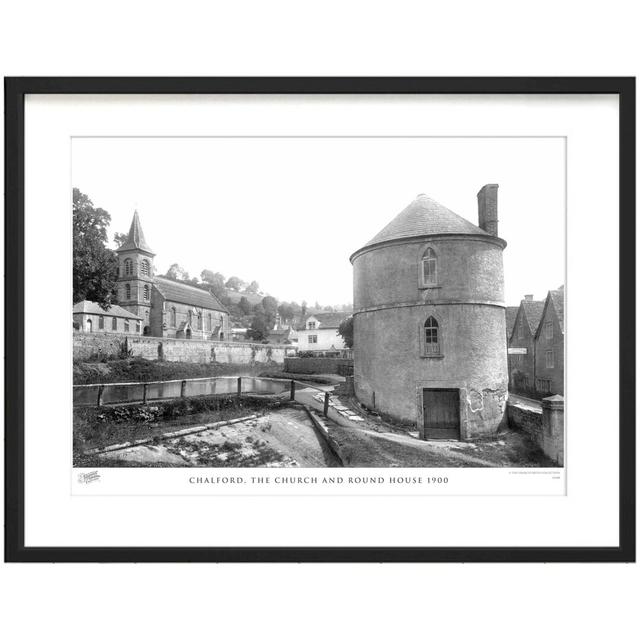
[73,300,143,334]
[350,185,508,440]
[75,210,230,340]
[507,295,546,394]
[297,312,349,352]
[534,286,565,396]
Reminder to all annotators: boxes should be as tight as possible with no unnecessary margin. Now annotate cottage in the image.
[73,300,143,334]
[297,312,349,352]
[507,295,546,393]
[350,185,509,440]
[533,286,565,396]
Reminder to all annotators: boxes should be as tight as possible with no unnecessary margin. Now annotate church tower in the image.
[115,210,155,334]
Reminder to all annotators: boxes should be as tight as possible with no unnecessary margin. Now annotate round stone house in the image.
[350,185,509,440]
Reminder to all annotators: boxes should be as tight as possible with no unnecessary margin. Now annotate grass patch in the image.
[74,357,284,385]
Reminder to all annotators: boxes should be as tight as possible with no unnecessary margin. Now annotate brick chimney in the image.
[477,184,499,236]
[524,294,533,301]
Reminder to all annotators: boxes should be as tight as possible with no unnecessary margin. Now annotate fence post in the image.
[97,385,104,407]
[290,380,295,401]
[180,380,187,398]
[142,383,148,405]
[323,392,330,417]
[237,377,242,398]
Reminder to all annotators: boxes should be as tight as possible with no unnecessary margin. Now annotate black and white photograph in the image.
[72,136,565,472]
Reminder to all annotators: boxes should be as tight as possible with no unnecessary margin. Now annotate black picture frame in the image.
[4,77,636,563]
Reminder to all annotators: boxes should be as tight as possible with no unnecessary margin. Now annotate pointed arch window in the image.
[141,259,150,277]
[424,316,440,355]
[124,259,133,276]
[422,248,437,286]
[170,307,177,328]
[125,284,131,300]
[143,284,150,301]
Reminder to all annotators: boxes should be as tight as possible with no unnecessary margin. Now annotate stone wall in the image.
[284,357,354,375]
[507,395,564,465]
[73,332,297,364]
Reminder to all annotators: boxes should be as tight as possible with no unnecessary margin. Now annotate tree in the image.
[246,312,271,342]
[73,188,119,307]
[225,276,245,292]
[238,296,253,315]
[301,301,308,317]
[277,302,295,322]
[113,231,128,248]
[261,295,278,321]
[338,316,354,348]
[244,280,260,294]
[165,263,190,281]
[201,270,225,289]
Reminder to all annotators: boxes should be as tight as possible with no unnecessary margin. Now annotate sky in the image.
[72,136,565,307]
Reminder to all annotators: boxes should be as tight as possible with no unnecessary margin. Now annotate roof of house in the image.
[116,210,154,254]
[535,286,565,338]
[352,194,497,258]
[153,276,228,313]
[302,312,350,330]
[72,300,142,320]
[521,299,546,334]
[549,287,565,332]
[505,306,519,338]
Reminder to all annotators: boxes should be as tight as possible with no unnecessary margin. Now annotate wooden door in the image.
[423,389,460,440]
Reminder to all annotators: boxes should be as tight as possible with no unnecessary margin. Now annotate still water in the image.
[73,377,289,407]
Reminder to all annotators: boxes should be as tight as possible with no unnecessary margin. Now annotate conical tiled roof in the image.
[117,210,154,254]
[362,194,490,250]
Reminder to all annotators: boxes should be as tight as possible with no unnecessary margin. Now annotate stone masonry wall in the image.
[507,396,564,466]
[73,332,297,364]
[284,357,354,375]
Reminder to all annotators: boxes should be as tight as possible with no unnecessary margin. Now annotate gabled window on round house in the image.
[424,316,440,355]
[421,248,437,286]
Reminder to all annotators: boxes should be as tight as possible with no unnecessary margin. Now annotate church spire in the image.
[116,209,154,254]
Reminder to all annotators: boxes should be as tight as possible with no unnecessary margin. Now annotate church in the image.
[75,210,230,340]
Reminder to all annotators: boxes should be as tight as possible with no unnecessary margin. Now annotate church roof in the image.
[72,300,142,319]
[117,210,154,254]
[352,194,496,260]
[153,276,228,313]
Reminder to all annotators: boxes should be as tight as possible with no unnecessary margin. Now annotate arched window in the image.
[98,316,104,330]
[136,320,141,333]
[86,318,93,333]
[424,316,440,354]
[170,307,176,327]
[124,258,133,276]
[125,283,131,300]
[143,284,150,301]
[141,259,150,276]
[422,248,437,286]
